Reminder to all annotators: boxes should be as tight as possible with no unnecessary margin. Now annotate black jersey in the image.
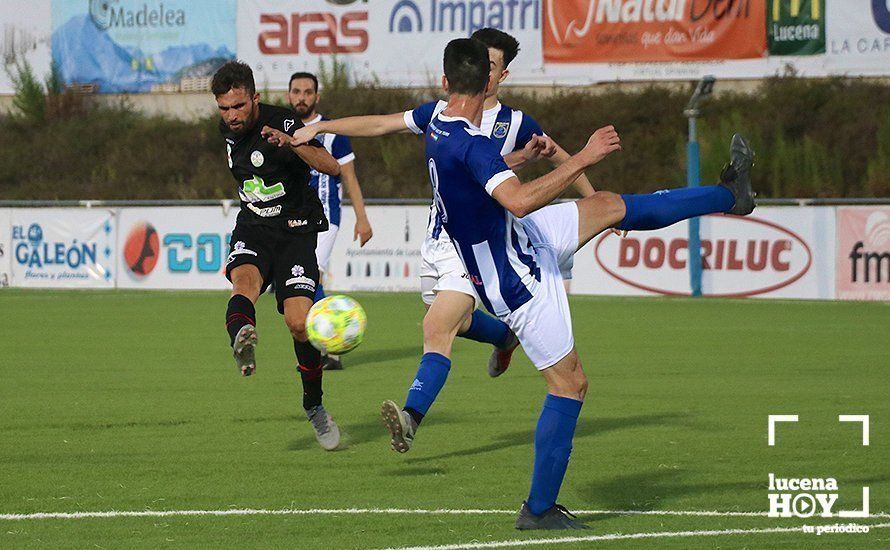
[221,103,328,233]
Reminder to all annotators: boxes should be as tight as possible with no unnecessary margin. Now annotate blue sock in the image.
[404,352,451,423]
[617,186,735,231]
[313,283,325,303]
[527,394,583,516]
[459,310,510,348]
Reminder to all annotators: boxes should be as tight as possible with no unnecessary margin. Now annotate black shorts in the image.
[225,223,319,314]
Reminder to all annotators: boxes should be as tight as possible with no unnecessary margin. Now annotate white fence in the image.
[1,203,888,301]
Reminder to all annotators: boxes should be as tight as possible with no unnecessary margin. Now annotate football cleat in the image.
[306,405,341,451]
[232,324,258,376]
[719,133,756,216]
[381,400,415,453]
[322,354,343,371]
[515,502,590,530]
[488,329,520,378]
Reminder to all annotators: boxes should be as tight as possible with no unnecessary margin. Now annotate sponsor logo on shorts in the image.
[226,245,258,265]
[288,219,308,228]
[285,276,316,291]
[285,264,315,290]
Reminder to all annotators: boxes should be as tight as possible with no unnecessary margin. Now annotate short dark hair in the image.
[211,61,255,97]
[289,72,319,92]
[443,38,490,96]
[471,28,520,67]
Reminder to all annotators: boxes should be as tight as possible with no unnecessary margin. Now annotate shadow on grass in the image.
[7,419,196,431]
[405,413,692,464]
[286,412,464,452]
[344,345,422,367]
[574,471,890,524]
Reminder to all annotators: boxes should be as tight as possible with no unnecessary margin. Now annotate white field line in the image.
[388,523,890,550]
[0,507,888,521]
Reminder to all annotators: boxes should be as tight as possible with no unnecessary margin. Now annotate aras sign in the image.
[257,11,368,55]
[573,207,836,299]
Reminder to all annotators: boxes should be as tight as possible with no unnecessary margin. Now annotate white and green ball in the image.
[306,295,367,354]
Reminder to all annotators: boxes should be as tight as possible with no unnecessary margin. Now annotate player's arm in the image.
[292,113,412,146]
[340,160,373,246]
[261,126,341,176]
[294,142,341,176]
[549,142,596,197]
[492,126,620,218]
[503,135,551,169]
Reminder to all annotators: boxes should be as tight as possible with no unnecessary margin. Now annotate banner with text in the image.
[9,208,117,288]
[326,205,428,293]
[768,0,825,55]
[0,1,52,94]
[238,0,543,89]
[51,0,236,93]
[116,206,238,290]
[0,209,10,288]
[836,206,890,301]
[543,0,767,63]
[571,207,836,299]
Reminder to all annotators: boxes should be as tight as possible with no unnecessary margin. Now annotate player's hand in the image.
[534,134,558,158]
[261,126,294,148]
[291,125,319,147]
[354,217,373,247]
[519,135,548,164]
[579,125,621,166]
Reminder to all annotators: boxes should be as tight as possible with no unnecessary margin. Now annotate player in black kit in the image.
[212,61,343,450]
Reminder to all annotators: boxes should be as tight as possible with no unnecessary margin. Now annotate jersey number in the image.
[428,158,448,224]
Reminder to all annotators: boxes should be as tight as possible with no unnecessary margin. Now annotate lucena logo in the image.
[594,215,813,297]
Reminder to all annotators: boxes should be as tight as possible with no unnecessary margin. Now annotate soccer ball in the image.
[306,295,367,354]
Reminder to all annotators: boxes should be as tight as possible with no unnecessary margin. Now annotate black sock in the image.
[294,339,323,410]
[404,407,424,427]
[226,294,256,346]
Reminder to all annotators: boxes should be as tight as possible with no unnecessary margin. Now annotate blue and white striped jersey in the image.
[305,114,355,227]
[425,113,541,316]
[405,100,544,242]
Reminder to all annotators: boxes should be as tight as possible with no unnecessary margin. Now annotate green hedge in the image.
[1,69,889,200]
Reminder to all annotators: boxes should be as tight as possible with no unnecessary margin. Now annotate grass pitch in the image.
[0,290,888,548]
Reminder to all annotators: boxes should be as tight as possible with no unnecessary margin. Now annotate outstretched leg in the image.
[227,264,263,376]
[382,290,474,452]
[576,134,755,248]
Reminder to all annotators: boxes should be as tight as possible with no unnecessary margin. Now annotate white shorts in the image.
[315,224,339,274]
[506,202,579,370]
[419,236,479,306]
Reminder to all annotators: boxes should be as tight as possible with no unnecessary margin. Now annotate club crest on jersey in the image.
[493,121,510,139]
[250,150,264,167]
[292,265,305,277]
[284,119,295,133]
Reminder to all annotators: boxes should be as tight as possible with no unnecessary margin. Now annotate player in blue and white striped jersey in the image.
[288,72,374,370]
[290,29,592,385]
[393,39,753,529]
